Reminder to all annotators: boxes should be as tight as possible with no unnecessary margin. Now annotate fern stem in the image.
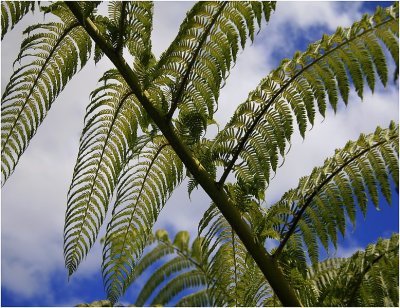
[65,3,301,305]
[274,135,396,257]
[218,17,396,186]
[166,2,227,119]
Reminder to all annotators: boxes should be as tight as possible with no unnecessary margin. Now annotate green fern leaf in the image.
[199,203,271,306]
[1,1,35,40]
[102,139,183,304]
[1,5,92,185]
[272,123,398,263]
[64,71,145,276]
[147,1,275,143]
[307,233,399,306]
[215,4,399,194]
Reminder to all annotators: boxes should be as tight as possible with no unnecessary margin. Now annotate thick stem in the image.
[65,2,301,306]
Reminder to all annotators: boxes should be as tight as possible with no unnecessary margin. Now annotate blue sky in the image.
[1,1,398,306]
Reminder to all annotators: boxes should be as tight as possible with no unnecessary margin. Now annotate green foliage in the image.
[122,230,211,307]
[1,1,35,40]
[214,3,399,194]
[102,138,184,303]
[1,3,92,184]
[199,204,272,306]
[271,122,399,264]
[2,1,399,306]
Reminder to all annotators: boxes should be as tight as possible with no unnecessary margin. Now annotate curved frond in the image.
[102,139,184,304]
[271,123,398,264]
[308,233,399,306]
[105,229,210,306]
[215,4,399,193]
[1,1,35,40]
[199,203,272,306]
[146,1,275,143]
[64,71,145,276]
[1,4,92,184]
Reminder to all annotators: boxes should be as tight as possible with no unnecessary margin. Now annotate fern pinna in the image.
[1,1,399,306]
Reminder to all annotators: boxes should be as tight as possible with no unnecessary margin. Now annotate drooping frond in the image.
[1,1,35,40]
[146,1,275,143]
[105,229,210,306]
[199,202,272,306]
[215,4,399,193]
[308,233,399,306]
[270,123,398,264]
[1,4,92,185]
[64,70,146,276]
[102,139,184,304]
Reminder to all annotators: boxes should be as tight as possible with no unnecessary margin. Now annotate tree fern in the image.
[2,2,399,306]
[1,3,92,184]
[64,70,146,276]
[102,138,184,303]
[269,122,398,264]
[1,1,35,40]
[215,4,399,194]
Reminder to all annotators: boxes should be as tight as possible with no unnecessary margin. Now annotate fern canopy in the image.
[214,3,399,195]
[1,1,398,306]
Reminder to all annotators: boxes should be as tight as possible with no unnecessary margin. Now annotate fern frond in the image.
[199,203,271,306]
[64,71,146,276]
[215,4,399,193]
[102,139,184,304]
[106,229,210,306]
[1,1,35,40]
[1,5,92,185]
[308,233,399,306]
[271,123,398,264]
[147,1,275,143]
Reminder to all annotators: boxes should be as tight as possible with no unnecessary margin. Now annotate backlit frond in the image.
[106,229,210,306]
[215,4,399,194]
[199,203,272,306]
[102,139,184,304]
[64,70,145,276]
[1,1,35,40]
[147,1,275,143]
[1,4,92,184]
[308,233,399,306]
[271,123,398,264]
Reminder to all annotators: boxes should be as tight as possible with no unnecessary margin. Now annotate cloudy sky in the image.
[1,1,398,306]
